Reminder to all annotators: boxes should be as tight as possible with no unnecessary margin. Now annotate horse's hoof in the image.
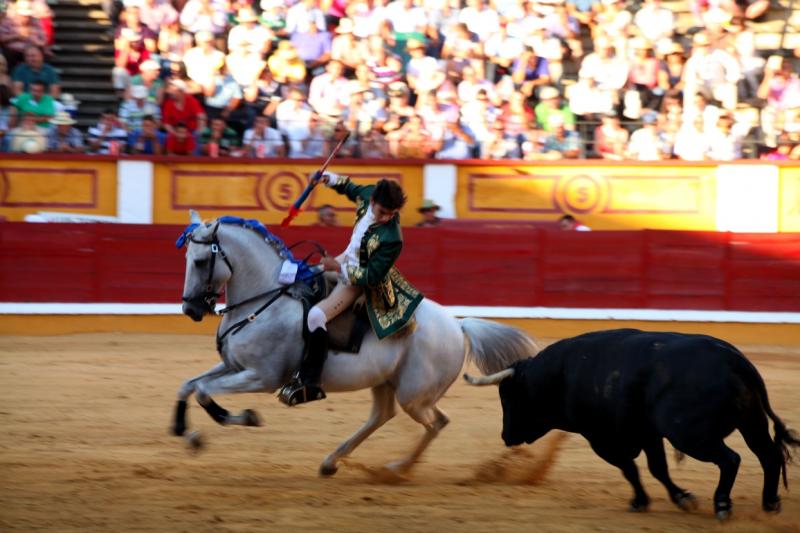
[186,431,204,452]
[675,492,699,512]
[763,499,781,513]
[242,409,262,427]
[715,500,732,521]
[715,509,731,521]
[319,462,339,477]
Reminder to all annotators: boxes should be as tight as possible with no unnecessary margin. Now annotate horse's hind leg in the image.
[320,383,396,476]
[173,362,228,436]
[739,410,783,512]
[385,403,449,476]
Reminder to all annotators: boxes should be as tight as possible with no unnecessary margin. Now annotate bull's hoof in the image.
[628,499,649,513]
[319,462,339,477]
[242,409,262,427]
[675,491,699,512]
[714,500,732,521]
[763,498,781,513]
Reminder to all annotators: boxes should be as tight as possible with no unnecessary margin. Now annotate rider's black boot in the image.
[278,328,328,406]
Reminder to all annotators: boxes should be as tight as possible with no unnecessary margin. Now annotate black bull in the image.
[466,329,800,519]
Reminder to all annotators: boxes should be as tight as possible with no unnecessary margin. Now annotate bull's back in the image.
[545,329,758,440]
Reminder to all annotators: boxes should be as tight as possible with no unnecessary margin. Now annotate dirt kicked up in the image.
[1,333,799,532]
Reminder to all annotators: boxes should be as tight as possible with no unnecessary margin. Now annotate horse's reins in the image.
[183,226,327,344]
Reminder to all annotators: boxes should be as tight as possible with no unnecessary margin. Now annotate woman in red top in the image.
[161,79,206,134]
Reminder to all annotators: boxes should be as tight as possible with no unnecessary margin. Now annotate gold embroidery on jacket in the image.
[366,234,380,256]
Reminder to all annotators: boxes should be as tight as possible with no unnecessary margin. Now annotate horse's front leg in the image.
[173,362,229,436]
[194,368,270,428]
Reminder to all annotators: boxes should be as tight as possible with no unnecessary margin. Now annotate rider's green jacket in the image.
[330,175,423,339]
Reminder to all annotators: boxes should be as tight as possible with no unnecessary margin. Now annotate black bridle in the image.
[181,224,234,315]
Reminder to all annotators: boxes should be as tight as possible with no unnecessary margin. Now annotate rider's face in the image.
[371,202,398,224]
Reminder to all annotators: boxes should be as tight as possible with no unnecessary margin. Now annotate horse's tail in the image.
[460,317,539,375]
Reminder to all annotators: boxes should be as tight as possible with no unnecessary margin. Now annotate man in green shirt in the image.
[14,79,55,125]
[279,176,423,406]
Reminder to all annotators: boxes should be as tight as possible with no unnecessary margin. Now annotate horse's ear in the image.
[190,209,202,225]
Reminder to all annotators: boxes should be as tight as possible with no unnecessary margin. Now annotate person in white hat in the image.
[183,30,225,94]
[178,0,227,35]
[227,7,273,56]
[416,199,442,227]
[129,59,164,105]
[119,84,161,130]
[9,112,47,153]
[682,31,740,111]
[330,18,361,72]
[47,111,84,153]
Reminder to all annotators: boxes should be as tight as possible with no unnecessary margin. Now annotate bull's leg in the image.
[643,439,697,511]
[173,362,229,436]
[194,369,268,427]
[590,443,649,511]
[678,441,741,520]
[739,413,783,513]
[319,383,396,477]
[385,404,450,476]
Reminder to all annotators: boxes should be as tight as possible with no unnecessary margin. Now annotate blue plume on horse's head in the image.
[176,222,201,248]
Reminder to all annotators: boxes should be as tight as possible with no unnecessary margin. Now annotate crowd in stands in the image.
[1,0,799,160]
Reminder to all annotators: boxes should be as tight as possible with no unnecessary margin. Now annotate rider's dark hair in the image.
[371,179,407,210]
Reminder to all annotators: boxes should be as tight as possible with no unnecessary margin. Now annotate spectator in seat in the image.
[308,59,350,120]
[627,111,668,160]
[267,40,307,85]
[14,79,54,126]
[119,84,161,130]
[481,119,520,159]
[8,111,47,153]
[157,19,192,82]
[242,114,285,157]
[0,0,48,69]
[593,111,629,159]
[139,0,178,35]
[511,46,551,99]
[386,112,436,158]
[226,40,267,91]
[535,86,576,132]
[756,55,800,148]
[7,0,53,45]
[673,112,709,160]
[570,35,629,116]
[593,0,632,51]
[276,85,314,158]
[360,120,391,158]
[162,79,206,134]
[632,0,675,50]
[458,64,496,105]
[243,67,282,126]
[285,0,326,36]
[0,55,10,95]
[566,0,601,31]
[112,5,157,96]
[341,87,374,140]
[721,16,764,102]
[179,0,227,36]
[128,59,165,105]
[330,18,363,74]
[128,114,166,155]
[405,38,446,95]
[657,41,686,97]
[47,112,83,153]
[199,116,242,157]
[290,18,333,76]
[184,30,225,97]
[540,113,582,159]
[500,90,535,144]
[460,88,499,148]
[11,45,59,97]
[705,110,751,160]
[227,7,273,57]
[203,67,245,130]
[87,108,129,154]
[165,121,198,155]
[0,85,17,152]
[483,18,525,83]
[626,38,661,113]
[682,31,740,111]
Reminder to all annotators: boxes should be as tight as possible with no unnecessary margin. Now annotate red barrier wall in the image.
[1,222,799,311]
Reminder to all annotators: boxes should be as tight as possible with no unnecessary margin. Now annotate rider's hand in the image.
[322,171,340,184]
[319,255,341,272]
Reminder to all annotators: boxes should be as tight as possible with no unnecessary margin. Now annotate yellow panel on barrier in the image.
[456,165,718,230]
[153,162,425,225]
[0,158,117,221]
[780,166,800,232]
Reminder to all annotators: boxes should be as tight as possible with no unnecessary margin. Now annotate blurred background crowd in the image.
[1,0,799,160]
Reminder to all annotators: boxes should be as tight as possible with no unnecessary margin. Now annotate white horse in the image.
[174,211,538,476]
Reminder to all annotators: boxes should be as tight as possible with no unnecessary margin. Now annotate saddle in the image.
[307,271,371,354]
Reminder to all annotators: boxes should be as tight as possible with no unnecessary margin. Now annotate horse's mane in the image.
[175,216,318,285]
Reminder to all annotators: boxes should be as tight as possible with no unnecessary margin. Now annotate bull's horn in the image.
[463,368,515,386]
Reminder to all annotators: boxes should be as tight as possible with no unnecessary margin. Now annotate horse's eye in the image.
[194,258,209,268]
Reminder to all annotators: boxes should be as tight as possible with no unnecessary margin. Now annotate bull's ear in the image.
[190,209,202,225]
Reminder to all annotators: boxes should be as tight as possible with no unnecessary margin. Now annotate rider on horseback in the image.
[278,173,423,406]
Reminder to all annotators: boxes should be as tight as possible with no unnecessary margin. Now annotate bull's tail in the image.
[460,317,539,375]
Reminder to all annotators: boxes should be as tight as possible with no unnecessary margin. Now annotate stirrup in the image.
[278,379,326,406]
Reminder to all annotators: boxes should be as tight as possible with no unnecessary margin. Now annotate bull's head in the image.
[464,364,552,447]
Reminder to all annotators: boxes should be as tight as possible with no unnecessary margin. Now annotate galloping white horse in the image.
[174,211,538,476]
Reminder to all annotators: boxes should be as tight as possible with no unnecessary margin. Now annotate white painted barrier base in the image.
[2,303,798,324]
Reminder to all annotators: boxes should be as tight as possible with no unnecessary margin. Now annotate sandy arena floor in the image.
[0,332,799,532]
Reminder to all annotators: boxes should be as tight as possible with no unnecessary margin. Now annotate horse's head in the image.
[179,211,233,321]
